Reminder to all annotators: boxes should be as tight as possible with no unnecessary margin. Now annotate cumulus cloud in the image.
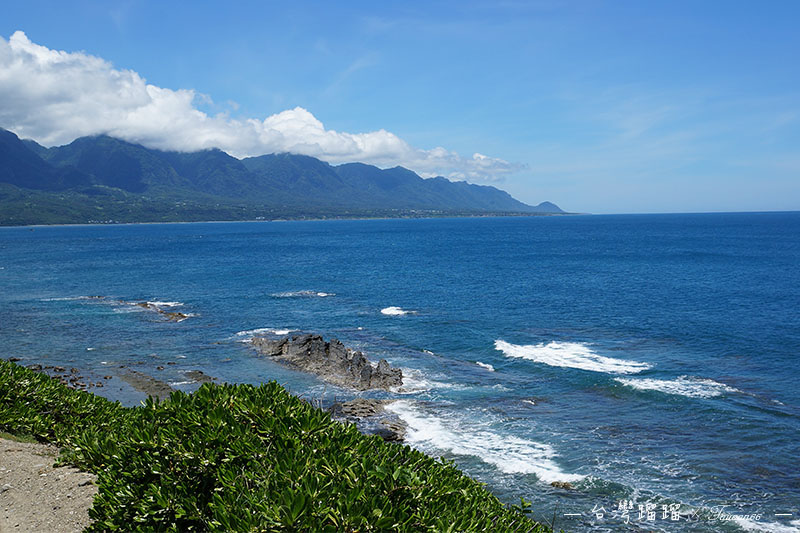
[0,31,518,182]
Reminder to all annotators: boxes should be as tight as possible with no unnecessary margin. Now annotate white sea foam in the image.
[522,399,536,406]
[494,339,651,374]
[615,376,741,398]
[86,347,95,351]
[168,380,194,387]
[476,361,495,371]
[386,400,584,484]
[395,368,465,394]
[381,306,416,316]
[234,327,295,340]
[146,301,184,307]
[733,516,800,532]
[271,290,334,298]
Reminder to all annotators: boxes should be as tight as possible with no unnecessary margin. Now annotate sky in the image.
[1,1,799,214]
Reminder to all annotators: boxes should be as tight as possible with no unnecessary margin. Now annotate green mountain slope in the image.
[0,128,564,224]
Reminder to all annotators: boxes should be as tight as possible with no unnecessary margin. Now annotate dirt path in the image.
[0,438,96,533]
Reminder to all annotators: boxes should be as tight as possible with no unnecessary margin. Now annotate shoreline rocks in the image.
[329,399,407,442]
[251,334,402,391]
[132,302,189,322]
[118,370,174,399]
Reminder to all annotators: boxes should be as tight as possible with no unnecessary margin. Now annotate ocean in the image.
[1,212,798,532]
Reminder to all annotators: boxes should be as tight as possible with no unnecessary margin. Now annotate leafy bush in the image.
[0,360,549,532]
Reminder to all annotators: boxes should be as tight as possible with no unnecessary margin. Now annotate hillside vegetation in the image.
[0,359,549,532]
[0,128,563,225]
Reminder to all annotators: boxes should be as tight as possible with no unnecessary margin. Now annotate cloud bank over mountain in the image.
[0,31,517,182]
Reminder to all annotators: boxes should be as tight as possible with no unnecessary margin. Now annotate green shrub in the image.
[0,360,549,532]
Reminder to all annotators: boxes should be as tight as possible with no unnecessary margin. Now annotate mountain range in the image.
[0,128,563,225]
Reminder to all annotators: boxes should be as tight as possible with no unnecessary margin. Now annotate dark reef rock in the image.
[329,399,407,442]
[330,398,387,418]
[251,334,402,391]
[185,370,215,383]
[376,418,407,442]
[132,301,189,322]
[118,369,174,399]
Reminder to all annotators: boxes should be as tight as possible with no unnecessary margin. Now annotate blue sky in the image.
[1,1,798,213]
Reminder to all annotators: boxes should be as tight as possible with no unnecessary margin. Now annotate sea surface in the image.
[1,213,799,532]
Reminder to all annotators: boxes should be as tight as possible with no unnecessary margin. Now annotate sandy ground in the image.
[0,438,96,533]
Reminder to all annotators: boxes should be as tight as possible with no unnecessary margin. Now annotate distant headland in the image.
[0,128,564,226]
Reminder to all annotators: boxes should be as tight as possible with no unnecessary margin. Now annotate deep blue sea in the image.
[1,213,799,532]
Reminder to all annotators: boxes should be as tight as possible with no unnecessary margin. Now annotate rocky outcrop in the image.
[133,302,189,322]
[118,370,174,399]
[251,334,402,391]
[329,399,407,442]
[184,370,215,384]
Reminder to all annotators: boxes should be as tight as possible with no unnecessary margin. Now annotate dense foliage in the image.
[0,360,549,532]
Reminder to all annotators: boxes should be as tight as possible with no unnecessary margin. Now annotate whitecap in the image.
[381,306,416,316]
[476,361,495,371]
[394,368,466,394]
[733,516,800,532]
[86,347,96,351]
[146,301,184,308]
[386,400,584,484]
[615,376,741,398]
[168,380,194,386]
[234,327,294,340]
[495,339,651,374]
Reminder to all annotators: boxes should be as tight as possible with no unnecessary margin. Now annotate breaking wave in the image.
[234,327,295,341]
[616,376,742,398]
[494,339,651,374]
[146,301,184,308]
[395,368,468,394]
[381,306,416,316]
[386,400,584,484]
[733,517,800,532]
[476,361,495,371]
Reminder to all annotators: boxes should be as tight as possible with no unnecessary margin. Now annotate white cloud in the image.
[0,31,517,182]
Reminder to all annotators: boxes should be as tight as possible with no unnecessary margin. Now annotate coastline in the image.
[0,210,574,229]
[0,357,549,532]
[3,213,798,532]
